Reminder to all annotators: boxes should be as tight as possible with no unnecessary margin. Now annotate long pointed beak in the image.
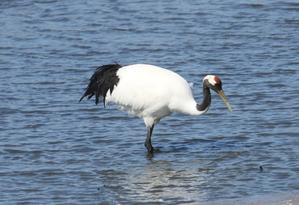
[217,90,232,112]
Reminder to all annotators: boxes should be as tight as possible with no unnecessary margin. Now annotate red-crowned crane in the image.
[80,64,232,155]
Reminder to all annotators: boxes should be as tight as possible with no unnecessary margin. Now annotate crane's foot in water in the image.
[145,141,154,154]
[145,143,162,159]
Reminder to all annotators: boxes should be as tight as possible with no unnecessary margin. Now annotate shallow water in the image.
[1,0,299,204]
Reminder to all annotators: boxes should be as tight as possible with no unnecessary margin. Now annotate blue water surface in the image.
[0,0,299,204]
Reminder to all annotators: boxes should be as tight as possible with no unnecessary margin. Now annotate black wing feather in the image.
[80,64,122,107]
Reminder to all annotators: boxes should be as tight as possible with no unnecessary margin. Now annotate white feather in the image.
[203,75,217,86]
[106,64,204,127]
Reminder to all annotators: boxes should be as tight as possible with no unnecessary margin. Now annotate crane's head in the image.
[203,75,232,112]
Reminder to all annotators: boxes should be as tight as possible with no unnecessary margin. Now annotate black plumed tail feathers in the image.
[79,64,122,107]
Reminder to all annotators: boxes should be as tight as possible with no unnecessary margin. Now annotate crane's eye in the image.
[213,83,222,92]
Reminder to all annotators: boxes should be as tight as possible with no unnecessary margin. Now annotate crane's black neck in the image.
[196,83,211,111]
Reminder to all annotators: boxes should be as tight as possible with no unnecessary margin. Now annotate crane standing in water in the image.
[80,64,232,155]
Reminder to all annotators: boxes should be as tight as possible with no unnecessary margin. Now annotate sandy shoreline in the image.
[207,192,299,205]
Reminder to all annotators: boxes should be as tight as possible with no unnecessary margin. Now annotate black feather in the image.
[79,64,122,107]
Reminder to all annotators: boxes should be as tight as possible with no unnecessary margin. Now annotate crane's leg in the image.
[145,124,155,154]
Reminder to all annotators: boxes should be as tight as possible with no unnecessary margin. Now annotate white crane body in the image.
[80,63,231,155]
[106,64,204,127]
